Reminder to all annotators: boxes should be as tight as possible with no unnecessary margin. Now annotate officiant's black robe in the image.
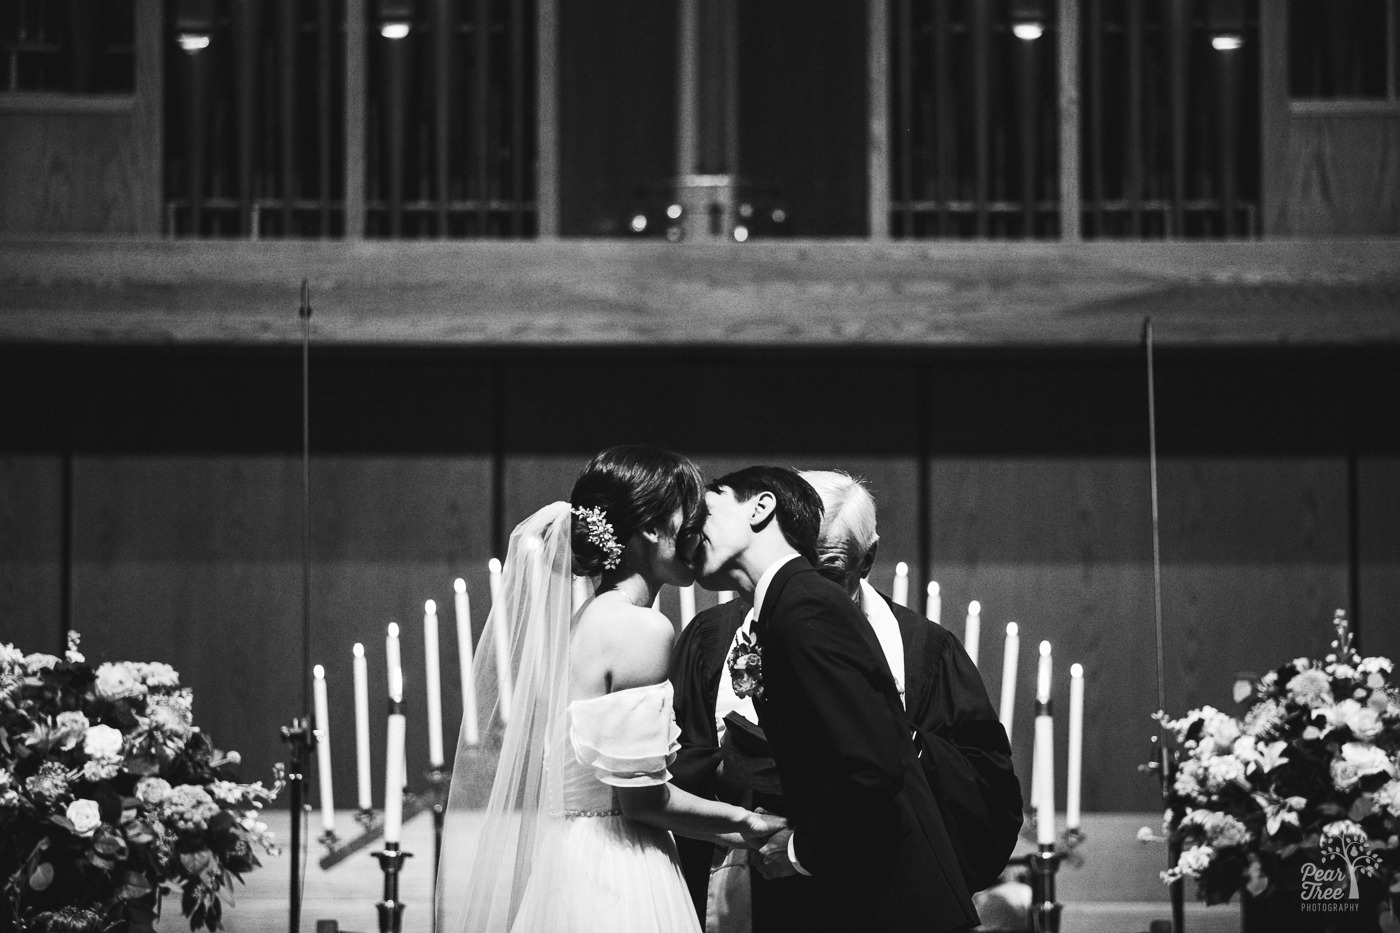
[671,563,1013,933]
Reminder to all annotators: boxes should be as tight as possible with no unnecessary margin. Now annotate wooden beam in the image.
[344,0,367,239]
[1058,0,1081,241]
[1,240,1397,347]
[535,0,559,237]
[867,0,890,240]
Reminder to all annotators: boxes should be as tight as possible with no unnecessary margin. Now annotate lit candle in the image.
[1067,663,1084,830]
[1037,640,1052,703]
[925,581,941,625]
[312,664,335,834]
[489,558,513,723]
[892,562,909,607]
[386,623,403,703]
[1031,641,1052,812]
[998,622,1019,741]
[1035,702,1056,845]
[454,579,479,746]
[965,601,981,668]
[353,643,372,810]
[680,584,696,627]
[383,706,406,845]
[718,590,734,604]
[423,599,445,768]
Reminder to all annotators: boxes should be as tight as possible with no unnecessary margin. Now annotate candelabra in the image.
[279,717,315,933]
[373,844,413,933]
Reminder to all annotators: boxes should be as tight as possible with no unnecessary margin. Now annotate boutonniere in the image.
[728,630,764,701]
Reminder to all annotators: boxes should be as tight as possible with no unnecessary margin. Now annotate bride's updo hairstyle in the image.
[569,445,705,577]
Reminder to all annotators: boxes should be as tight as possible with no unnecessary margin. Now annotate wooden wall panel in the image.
[927,457,1159,812]
[927,456,1350,812]
[0,107,151,234]
[1275,111,1400,235]
[1359,457,1400,665]
[499,358,923,616]
[0,455,64,653]
[68,454,493,808]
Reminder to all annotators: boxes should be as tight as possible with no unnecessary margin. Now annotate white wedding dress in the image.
[508,682,702,933]
[436,503,702,933]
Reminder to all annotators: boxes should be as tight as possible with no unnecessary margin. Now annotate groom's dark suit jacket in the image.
[672,560,1011,933]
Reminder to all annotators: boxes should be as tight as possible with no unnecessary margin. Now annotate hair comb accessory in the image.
[571,505,624,570]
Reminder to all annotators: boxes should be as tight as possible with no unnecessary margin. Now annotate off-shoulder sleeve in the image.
[569,682,681,787]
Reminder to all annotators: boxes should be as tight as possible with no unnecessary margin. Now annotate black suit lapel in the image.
[754,555,806,635]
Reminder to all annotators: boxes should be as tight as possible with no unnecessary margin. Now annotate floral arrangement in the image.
[727,630,764,701]
[1,634,280,933]
[1153,611,1400,912]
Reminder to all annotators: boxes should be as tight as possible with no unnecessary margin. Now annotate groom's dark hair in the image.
[709,466,823,566]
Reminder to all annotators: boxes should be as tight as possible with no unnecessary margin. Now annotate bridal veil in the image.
[436,501,579,932]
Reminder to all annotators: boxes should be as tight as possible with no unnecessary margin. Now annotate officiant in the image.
[669,470,1021,931]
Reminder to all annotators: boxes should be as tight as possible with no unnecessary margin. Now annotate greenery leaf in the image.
[29,863,54,891]
[180,849,213,876]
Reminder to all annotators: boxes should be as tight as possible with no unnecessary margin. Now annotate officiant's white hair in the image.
[799,469,879,554]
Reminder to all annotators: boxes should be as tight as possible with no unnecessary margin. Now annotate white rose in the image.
[66,798,102,836]
[1343,741,1395,778]
[135,776,172,806]
[94,662,146,701]
[1345,703,1384,740]
[1177,844,1215,876]
[83,724,124,760]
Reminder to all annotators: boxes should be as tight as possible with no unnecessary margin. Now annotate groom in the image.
[690,466,977,933]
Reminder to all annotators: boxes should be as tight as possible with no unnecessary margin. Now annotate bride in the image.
[437,446,786,933]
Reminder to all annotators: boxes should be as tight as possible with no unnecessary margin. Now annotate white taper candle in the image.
[1068,663,1084,829]
[998,622,1019,741]
[680,584,696,627]
[965,600,981,668]
[353,643,372,810]
[926,581,942,625]
[423,599,445,767]
[1037,640,1052,704]
[892,562,909,607]
[1035,708,1056,845]
[489,558,514,723]
[313,664,335,834]
[386,623,403,703]
[383,709,406,844]
[454,579,480,746]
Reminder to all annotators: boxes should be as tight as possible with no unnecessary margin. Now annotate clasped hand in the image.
[742,809,800,880]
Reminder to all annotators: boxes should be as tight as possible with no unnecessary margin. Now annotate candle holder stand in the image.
[279,716,316,933]
[1027,844,1063,933]
[424,765,450,877]
[373,844,413,933]
[356,807,376,828]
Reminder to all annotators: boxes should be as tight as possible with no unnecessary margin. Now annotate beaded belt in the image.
[563,807,622,819]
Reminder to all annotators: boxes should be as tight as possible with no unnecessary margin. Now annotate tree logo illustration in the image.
[1320,832,1383,900]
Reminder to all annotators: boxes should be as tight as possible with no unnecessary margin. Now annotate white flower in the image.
[135,776,172,806]
[209,781,244,805]
[1204,755,1248,791]
[54,711,90,750]
[134,662,180,689]
[1343,741,1394,778]
[1233,735,1259,764]
[1322,819,1366,839]
[1359,656,1393,676]
[94,662,146,701]
[1201,708,1241,754]
[81,759,121,782]
[66,798,102,836]
[0,644,23,669]
[1257,740,1290,774]
[24,653,60,673]
[1287,669,1334,708]
[1178,844,1215,876]
[1374,780,1400,818]
[83,724,124,760]
[1329,663,1358,680]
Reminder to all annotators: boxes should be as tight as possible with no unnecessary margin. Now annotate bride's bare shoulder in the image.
[573,599,674,690]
